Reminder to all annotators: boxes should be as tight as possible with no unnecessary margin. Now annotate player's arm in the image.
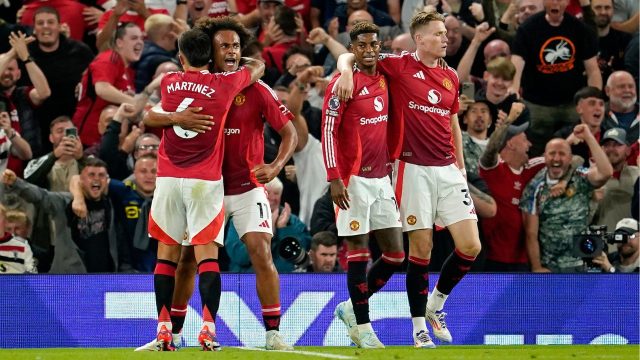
[253,122,298,184]
[240,56,265,84]
[143,105,214,133]
[321,89,349,210]
[523,212,549,272]
[451,113,466,176]
[334,53,356,101]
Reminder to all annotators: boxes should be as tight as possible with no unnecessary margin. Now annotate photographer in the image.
[592,219,639,273]
[225,177,311,273]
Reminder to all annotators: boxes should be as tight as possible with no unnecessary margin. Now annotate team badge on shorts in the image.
[328,96,340,110]
[350,220,360,231]
[234,93,246,106]
[407,215,417,225]
[379,79,386,90]
[442,78,453,90]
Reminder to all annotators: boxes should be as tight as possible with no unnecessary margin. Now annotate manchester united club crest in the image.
[407,215,417,225]
[379,78,386,90]
[350,220,360,231]
[442,78,453,90]
[234,93,246,106]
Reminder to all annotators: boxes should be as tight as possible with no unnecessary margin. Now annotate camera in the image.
[573,225,629,258]
[278,237,309,271]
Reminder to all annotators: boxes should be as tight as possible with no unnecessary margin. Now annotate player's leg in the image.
[154,242,181,351]
[243,231,293,350]
[407,229,435,346]
[170,246,197,345]
[426,164,481,342]
[193,242,222,351]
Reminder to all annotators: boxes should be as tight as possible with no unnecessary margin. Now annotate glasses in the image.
[137,144,159,151]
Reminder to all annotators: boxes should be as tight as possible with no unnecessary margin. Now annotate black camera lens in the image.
[580,237,597,255]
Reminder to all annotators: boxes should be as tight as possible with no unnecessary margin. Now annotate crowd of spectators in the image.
[0,0,637,274]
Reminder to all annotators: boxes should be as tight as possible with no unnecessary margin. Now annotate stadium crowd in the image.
[0,0,638,276]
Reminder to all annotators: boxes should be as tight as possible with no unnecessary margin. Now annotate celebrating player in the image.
[139,16,297,351]
[143,26,264,351]
[322,22,407,349]
[334,11,482,345]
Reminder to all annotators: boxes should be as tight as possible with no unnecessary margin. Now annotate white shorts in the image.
[149,177,225,246]
[224,187,273,239]
[393,162,477,231]
[335,176,401,236]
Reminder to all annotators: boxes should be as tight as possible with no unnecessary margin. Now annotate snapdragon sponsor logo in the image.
[408,101,450,116]
[360,114,388,125]
[224,128,240,135]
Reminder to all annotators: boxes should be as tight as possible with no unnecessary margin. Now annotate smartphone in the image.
[65,127,78,139]
[461,81,475,100]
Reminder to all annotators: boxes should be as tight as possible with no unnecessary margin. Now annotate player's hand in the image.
[549,179,567,197]
[330,179,350,210]
[252,163,280,184]
[276,202,291,228]
[72,198,88,218]
[333,73,354,102]
[532,266,551,273]
[170,107,214,133]
[284,165,296,183]
[1,169,17,186]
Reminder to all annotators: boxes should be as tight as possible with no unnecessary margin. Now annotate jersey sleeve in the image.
[97,9,112,30]
[90,55,121,85]
[321,74,349,181]
[376,53,406,78]
[256,80,293,132]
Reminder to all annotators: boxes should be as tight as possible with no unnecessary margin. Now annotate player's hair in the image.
[310,231,338,251]
[49,116,73,130]
[79,156,108,172]
[349,21,379,42]
[265,177,283,193]
[195,16,252,50]
[33,6,60,23]
[178,28,212,67]
[6,210,30,227]
[409,11,445,39]
[485,57,516,81]
[144,14,174,41]
[274,6,298,36]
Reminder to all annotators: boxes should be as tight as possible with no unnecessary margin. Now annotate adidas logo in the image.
[413,71,425,80]
[358,86,370,96]
[259,220,270,228]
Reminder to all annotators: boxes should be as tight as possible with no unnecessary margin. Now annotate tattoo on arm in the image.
[469,183,495,206]
[480,125,510,168]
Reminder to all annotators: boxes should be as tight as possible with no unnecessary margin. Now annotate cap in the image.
[615,218,638,235]
[600,127,628,146]
[499,121,529,150]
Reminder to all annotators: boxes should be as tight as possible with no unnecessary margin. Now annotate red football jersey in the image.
[479,157,545,263]
[73,49,135,146]
[377,52,460,167]
[97,8,169,31]
[322,70,391,183]
[222,80,293,195]
[157,68,251,181]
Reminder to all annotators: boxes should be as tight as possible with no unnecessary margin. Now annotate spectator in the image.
[0,31,52,169]
[554,86,607,166]
[0,203,37,274]
[309,189,337,236]
[255,0,285,45]
[520,125,613,272]
[72,22,149,148]
[0,101,33,175]
[335,10,403,51]
[5,209,31,239]
[510,0,602,156]
[332,0,396,34]
[135,14,181,93]
[610,0,638,34]
[603,71,638,145]
[26,7,95,157]
[390,33,416,54]
[262,6,301,74]
[226,177,311,273]
[623,34,638,94]
[461,99,495,176]
[444,15,485,78]
[592,218,639,272]
[18,0,95,42]
[96,0,169,51]
[589,0,631,84]
[496,0,544,42]
[592,128,639,241]
[306,231,341,272]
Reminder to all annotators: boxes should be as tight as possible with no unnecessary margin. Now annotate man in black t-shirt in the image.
[509,0,602,156]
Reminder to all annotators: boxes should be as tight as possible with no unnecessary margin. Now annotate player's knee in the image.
[457,241,482,258]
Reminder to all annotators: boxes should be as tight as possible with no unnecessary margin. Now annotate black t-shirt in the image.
[68,197,114,273]
[513,12,598,105]
[597,29,632,83]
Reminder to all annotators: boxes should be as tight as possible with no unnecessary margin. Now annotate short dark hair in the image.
[282,44,314,70]
[112,22,139,48]
[178,28,212,67]
[573,86,605,105]
[195,16,252,50]
[409,11,445,39]
[349,21,379,42]
[310,231,338,251]
[79,156,108,172]
[33,6,60,23]
[274,6,298,36]
[49,116,73,130]
[242,39,264,57]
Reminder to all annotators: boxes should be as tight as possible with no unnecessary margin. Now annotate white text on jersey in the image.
[167,82,216,98]
[408,101,450,117]
[360,114,388,125]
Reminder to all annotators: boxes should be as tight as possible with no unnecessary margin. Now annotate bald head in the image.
[544,138,573,179]
[347,10,374,31]
[391,33,416,54]
[483,39,511,63]
[606,70,637,113]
